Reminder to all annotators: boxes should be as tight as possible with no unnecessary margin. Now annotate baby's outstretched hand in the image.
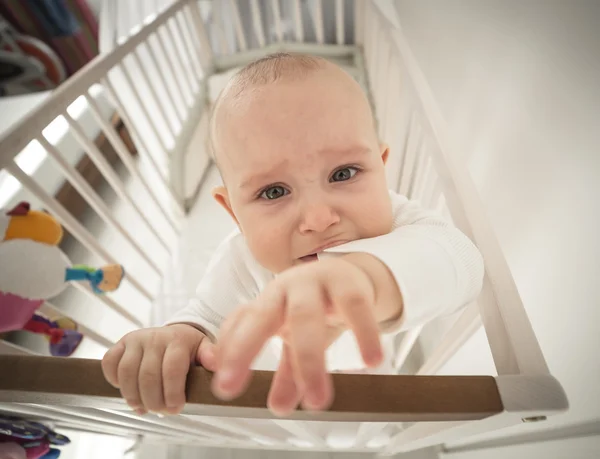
[212,257,384,415]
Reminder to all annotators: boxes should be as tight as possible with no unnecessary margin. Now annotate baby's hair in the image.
[209,53,329,165]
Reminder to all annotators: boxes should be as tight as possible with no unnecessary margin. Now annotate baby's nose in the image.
[298,202,340,234]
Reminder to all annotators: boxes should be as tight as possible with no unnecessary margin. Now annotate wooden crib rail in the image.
[0,355,503,422]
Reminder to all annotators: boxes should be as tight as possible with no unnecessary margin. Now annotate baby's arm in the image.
[320,192,485,333]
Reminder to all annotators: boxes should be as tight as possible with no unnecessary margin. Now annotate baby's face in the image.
[214,68,393,273]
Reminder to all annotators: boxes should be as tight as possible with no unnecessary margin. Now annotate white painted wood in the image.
[143,39,186,123]
[175,10,205,79]
[0,340,35,355]
[313,0,325,44]
[84,91,183,234]
[371,1,551,376]
[185,2,215,73]
[335,0,345,44]
[5,163,152,312]
[36,134,165,272]
[165,20,199,94]
[292,0,304,42]
[0,0,190,169]
[131,50,178,136]
[62,110,171,271]
[229,0,248,51]
[153,28,193,108]
[250,0,267,47]
[270,0,284,43]
[394,326,424,371]
[212,0,230,56]
[101,77,180,211]
[272,420,327,447]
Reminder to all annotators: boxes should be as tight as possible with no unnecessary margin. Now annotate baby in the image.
[102,53,484,417]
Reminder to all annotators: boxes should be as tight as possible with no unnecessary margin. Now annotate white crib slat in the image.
[164,20,199,94]
[185,2,214,73]
[229,0,248,51]
[101,77,184,218]
[0,340,34,356]
[396,114,418,196]
[84,92,181,238]
[335,0,345,44]
[95,408,240,443]
[270,0,284,43]
[4,162,152,312]
[62,111,173,263]
[213,1,230,56]
[418,303,481,376]
[292,0,304,42]
[37,134,166,272]
[250,0,267,47]
[394,325,424,372]
[38,301,115,349]
[408,141,428,199]
[313,0,325,44]
[70,282,143,328]
[199,417,287,446]
[355,422,390,448]
[175,11,205,79]
[131,51,178,136]
[169,16,201,91]
[143,40,185,124]
[354,0,365,45]
[153,29,193,108]
[272,420,327,447]
[118,62,172,155]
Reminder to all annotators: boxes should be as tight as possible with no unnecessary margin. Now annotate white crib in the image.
[0,0,568,456]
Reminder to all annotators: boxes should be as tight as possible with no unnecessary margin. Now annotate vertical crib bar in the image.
[272,420,327,447]
[131,50,179,136]
[39,302,115,349]
[185,1,215,73]
[250,0,267,47]
[398,121,421,196]
[4,162,153,310]
[394,325,424,371]
[213,1,230,55]
[313,0,325,44]
[101,77,184,215]
[169,14,202,90]
[157,25,195,102]
[355,422,391,448]
[293,0,304,42]
[164,20,199,94]
[84,92,182,237]
[408,141,428,199]
[143,39,186,123]
[118,63,172,155]
[354,0,365,45]
[63,110,175,253]
[335,0,345,44]
[271,0,284,43]
[37,134,167,269]
[70,282,144,328]
[229,0,248,51]
[175,10,205,79]
[415,156,434,203]
[153,30,193,108]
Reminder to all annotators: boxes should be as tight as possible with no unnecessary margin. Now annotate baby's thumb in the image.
[196,338,217,372]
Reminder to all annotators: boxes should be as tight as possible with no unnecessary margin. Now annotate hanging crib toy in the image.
[0,202,125,356]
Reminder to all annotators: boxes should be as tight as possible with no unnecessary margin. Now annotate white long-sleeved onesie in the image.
[165,191,484,373]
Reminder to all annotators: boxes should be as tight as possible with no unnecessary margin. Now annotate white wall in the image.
[392,0,600,451]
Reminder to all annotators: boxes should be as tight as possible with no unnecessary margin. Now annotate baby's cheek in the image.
[245,222,291,272]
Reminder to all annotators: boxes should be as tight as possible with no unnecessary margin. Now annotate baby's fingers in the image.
[197,338,217,372]
[162,344,192,414]
[268,344,302,416]
[102,342,126,388]
[213,286,285,400]
[116,341,144,412]
[331,268,382,367]
[287,282,332,411]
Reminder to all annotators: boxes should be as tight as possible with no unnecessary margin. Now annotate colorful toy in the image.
[0,414,70,458]
[0,202,125,356]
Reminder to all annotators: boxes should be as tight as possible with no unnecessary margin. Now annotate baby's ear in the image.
[380,143,390,164]
[212,186,240,226]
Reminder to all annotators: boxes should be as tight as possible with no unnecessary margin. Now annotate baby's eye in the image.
[260,185,289,200]
[330,167,359,182]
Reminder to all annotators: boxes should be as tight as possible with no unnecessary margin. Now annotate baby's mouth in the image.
[299,254,319,263]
